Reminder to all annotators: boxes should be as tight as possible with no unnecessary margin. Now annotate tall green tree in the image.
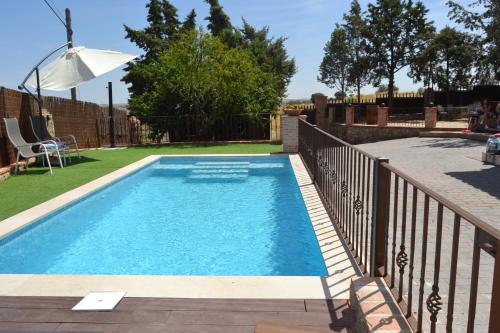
[180,9,197,32]
[204,0,242,46]
[205,0,232,36]
[364,0,434,110]
[447,0,499,82]
[318,27,351,104]
[376,84,399,94]
[124,0,179,60]
[123,0,188,95]
[203,1,296,98]
[239,20,296,100]
[129,29,281,140]
[410,27,476,94]
[342,0,371,104]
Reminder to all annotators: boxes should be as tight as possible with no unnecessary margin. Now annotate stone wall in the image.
[0,86,128,167]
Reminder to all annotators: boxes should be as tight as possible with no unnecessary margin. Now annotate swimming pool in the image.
[0,156,327,276]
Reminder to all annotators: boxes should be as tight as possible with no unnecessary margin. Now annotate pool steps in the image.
[153,161,286,180]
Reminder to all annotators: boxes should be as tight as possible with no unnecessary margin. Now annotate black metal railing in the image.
[387,107,425,128]
[298,118,500,333]
[136,113,274,143]
[96,113,278,146]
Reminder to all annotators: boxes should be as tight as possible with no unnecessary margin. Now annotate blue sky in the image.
[0,0,465,104]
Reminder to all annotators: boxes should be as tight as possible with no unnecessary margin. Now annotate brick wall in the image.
[0,86,129,167]
[281,115,307,153]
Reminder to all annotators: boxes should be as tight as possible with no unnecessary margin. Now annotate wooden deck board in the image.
[0,296,356,332]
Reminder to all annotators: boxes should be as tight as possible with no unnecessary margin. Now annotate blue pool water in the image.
[0,156,326,276]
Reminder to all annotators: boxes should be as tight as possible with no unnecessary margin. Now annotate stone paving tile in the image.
[356,137,499,333]
[289,154,361,300]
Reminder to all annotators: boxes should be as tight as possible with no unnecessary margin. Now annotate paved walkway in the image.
[357,137,500,228]
[356,137,499,332]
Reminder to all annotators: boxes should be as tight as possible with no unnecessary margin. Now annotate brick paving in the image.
[356,137,499,333]
[357,137,499,228]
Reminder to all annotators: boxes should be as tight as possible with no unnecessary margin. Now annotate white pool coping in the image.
[0,154,360,299]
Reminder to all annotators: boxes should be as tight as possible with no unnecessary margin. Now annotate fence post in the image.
[425,104,437,129]
[370,157,391,277]
[489,238,500,332]
[311,124,318,181]
[345,105,355,125]
[328,106,334,127]
[377,104,389,127]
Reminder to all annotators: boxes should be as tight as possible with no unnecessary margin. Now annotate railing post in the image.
[425,104,437,129]
[370,157,391,276]
[312,124,317,181]
[489,238,500,333]
[345,105,355,125]
[377,104,389,127]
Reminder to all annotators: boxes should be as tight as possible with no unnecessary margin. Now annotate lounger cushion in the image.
[40,143,65,152]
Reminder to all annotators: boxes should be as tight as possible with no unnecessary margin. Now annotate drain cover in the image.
[72,291,126,311]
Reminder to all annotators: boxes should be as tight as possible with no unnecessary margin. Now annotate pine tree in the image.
[205,0,232,36]
[342,0,371,104]
[410,27,476,104]
[123,0,180,96]
[180,9,197,32]
[447,0,499,82]
[318,27,351,104]
[364,0,434,110]
[239,19,296,99]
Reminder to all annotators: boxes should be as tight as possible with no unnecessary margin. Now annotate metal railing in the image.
[298,118,500,333]
[135,113,275,143]
[387,107,425,128]
[95,113,278,146]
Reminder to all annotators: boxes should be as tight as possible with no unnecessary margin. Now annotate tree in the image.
[318,27,351,104]
[204,0,241,46]
[410,27,476,94]
[123,0,186,95]
[129,29,281,141]
[364,0,434,110]
[335,91,347,100]
[205,0,232,36]
[342,0,371,104]
[239,20,296,100]
[376,84,399,94]
[204,1,296,91]
[180,9,197,32]
[447,0,500,82]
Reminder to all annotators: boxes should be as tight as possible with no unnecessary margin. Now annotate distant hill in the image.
[100,103,130,114]
[282,98,311,105]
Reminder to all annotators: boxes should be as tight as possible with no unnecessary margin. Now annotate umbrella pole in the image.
[35,67,43,117]
[108,82,115,148]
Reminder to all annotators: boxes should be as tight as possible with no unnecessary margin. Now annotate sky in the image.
[0,0,467,104]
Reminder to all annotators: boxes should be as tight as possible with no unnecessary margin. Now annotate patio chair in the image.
[30,115,80,161]
[3,118,64,174]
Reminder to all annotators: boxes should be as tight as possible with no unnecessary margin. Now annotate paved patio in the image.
[357,137,499,228]
[357,137,499,332]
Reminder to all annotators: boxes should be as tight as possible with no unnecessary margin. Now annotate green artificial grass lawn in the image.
[0,143,282,221]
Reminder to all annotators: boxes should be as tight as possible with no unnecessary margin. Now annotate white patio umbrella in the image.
[25,46,137,91]
[19,43,137,148]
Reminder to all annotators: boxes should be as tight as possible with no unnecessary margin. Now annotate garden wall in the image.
[0,86,128,167]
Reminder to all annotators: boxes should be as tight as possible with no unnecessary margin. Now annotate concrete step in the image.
[350,277,411,333]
